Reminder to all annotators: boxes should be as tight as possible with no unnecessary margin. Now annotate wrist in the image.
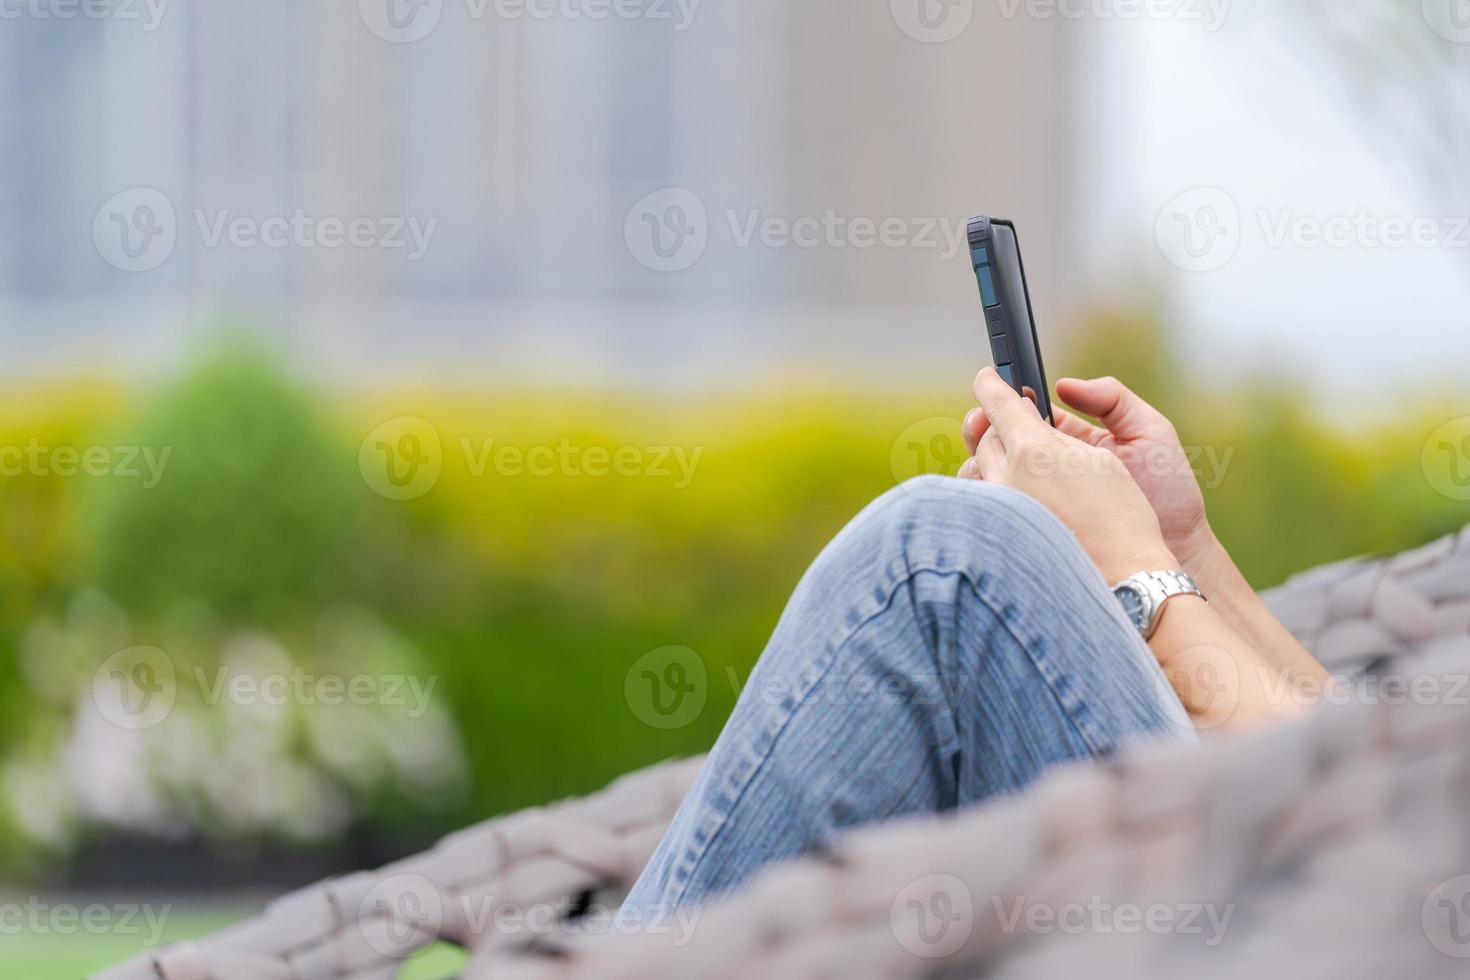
[1168,519,1223,581]
[1097,543,1180,587]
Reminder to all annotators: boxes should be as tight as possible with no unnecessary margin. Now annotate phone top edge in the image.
[967,215,1015,251]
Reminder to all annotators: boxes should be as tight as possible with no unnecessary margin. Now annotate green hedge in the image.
[0,332,1463,861]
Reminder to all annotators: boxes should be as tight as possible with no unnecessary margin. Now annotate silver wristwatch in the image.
[1112,570,1205,641]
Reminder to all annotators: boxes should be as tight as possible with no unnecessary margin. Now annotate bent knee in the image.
[881,476,1067,547]
[815,477,1082,588]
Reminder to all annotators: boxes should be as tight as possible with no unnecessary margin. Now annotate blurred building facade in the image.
[0,1,1082,389]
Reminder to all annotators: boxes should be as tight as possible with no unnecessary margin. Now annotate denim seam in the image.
[666,499,1134,902]
[969,504,1147,755]
[664,559,972,906]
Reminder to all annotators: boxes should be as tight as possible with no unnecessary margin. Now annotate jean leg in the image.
[620,476,1192,918]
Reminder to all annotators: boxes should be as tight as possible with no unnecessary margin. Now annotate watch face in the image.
[1114,585,1149,633]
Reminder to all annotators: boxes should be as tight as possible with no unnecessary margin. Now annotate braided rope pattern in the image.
[91,527,1469,978]
[91,756,702,980]
[465,647,1470,980]
[1263,526,1470,675]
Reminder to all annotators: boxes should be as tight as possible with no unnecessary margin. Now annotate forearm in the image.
[1171,524,1332,689]
[1101,537,1320,729]
[1148,591,1313,730]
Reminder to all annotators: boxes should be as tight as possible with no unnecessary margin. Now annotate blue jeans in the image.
[621,476,1194,917]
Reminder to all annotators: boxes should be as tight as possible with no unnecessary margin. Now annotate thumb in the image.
[1054,376,1167,441]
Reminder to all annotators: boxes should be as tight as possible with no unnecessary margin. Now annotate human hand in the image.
[959,368,1176,585]
[965,375,1212,570]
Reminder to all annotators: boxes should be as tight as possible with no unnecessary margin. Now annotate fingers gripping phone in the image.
[967,215,1055,425]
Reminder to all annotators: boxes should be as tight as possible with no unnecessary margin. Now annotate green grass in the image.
[1,899,469,979]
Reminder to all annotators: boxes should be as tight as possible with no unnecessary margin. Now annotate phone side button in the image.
[986,309,1006,335]
[990,334,1011,363]
[976,265,999,307]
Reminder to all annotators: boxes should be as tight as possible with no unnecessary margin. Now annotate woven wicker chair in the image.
[93,527,1470,980]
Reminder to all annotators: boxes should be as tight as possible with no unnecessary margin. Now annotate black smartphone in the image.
[966,215,1054,425]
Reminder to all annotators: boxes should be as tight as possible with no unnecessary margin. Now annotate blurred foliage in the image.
[1067,306,1466,585]
[85,340,362,624]
[0,322,1465,875]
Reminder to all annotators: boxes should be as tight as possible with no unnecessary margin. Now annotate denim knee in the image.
[847,475,1084,587]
